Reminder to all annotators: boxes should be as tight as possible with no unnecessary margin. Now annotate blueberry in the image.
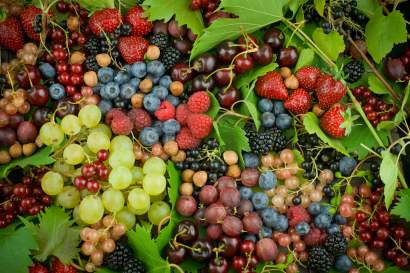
[102,82,120,100]
[98,99,113,114]
[243,152,259,168]
[275,113,292,130]
[152,85,168,100]
[139,127,159,146]
[335,255,353,272]
[314,213,332,229]
[335,214,347,225]
[93,83,104,95]
[295,221,310,235]
[391,143,402,155]
[320,204,332,215]
[251,192,269,210]
[261,226,273,238]
[308,202,321,216]
[120,83,136,99]
[98,67,115,83]
[161,133,175,143]
[328,224,341,234]
[274,215,288,232]
[114,71,130,84]
[260,208,278,228]
[147,60,166,78]
[258,171,277,190]
[261,112,275,128]
[152,121,163,136]
[159,75,172,88]
[162,119,181,134]
[148,75,161,84]
[143,94,161,112]
[258,99,273,112]
[130,62,147,78]
[39,62,56,78]
[166,95,180,106]
[129,78,141,89]
[239,187,253,200]
[49,83,65,100]
[122,64,132,75]
[339,156,357,176]
[273,100,285,115]
[243,234,257,242]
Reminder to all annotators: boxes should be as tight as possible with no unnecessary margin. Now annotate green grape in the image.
[87,131,110,153]
[102,188,124,212]
[90,123,112,139]
[63,144,85,165]
[131,166,144,185]
[150,191,166,202]
[127,204,149,215]
[116,208,136,229]
[78,104,101,128]
[61,114,82,136]
[143,173,166,196]
[109,166,132,190]
[108,150,134,169]
[79,195,104,224]
[39,122,65,146]
[148,201,171,225]
[41,171,64,195]
[143,157,166,175]
[52,160,74,174]
[73,205,86,226]
[57,186,81,208]
[128,188,150,213]
[110,135,133,152]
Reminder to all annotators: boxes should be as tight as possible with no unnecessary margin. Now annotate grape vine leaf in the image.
[96,268,119,273]
[206,91,221,119]
[357,0,379,17]
[312,29,345,61]
[365,8,407,63]
[143,0,204,35]
[77,0,115,13]
[190,0,287,60]
[288,0,307,16]
[0,146,55,179]
[179,259,204,273]
[239,86,261,130]
[295,48,315,70]
[313,0,326,16]
[380,151,398,209]
[391,189,410,222]
[367,74,389,95]
[0,224,38,273]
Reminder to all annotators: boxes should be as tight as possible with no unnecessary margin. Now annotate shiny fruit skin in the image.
[217,87,240,108]
[166,246,186,264]
[28,85,49,106]
[264,28,284,51]
[234,55,254,74]
[278,47,298,68]
[253,44,273,65]
[17,65,41,89]
[209,257,229,273]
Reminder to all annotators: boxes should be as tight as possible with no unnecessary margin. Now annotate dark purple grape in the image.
[256,238,278,261]
[238,199,253,217]
[222,216,243,237]
[0,127,16,146]
[176,195,197,217]
[199,185,219,205]
[7,114,24,129]
[242,212,262,234]
[207,224,223,240]
[205,202,227,224]
[219,187,241,207]
[216,176,236,191]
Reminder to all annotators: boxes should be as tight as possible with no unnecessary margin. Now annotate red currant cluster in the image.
[73,150,109,193]
[352,85,397,126]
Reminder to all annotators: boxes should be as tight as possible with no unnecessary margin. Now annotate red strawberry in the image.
[186,113,212,139]
[29,263,49,273]
[284,88,312,114]
[315,74,346,110]
[255,71,288,100]
[88,8,121,36]
[118,36,149,64]
[51,259,77,273]
[295,66,321,90]
[320,104,347,138]
[0,17,24,52]
[124,6,152,36]
[20,5,42,41]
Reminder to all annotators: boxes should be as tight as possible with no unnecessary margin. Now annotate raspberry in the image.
[111,113,133,135]
[105,108,125,125]
[176,104,190,125]
[128,108,152,131]
[29,263,49,273]
[304,226,327,246]
[176,127,201,149]
[155,101,175,121]
[51,259,77,273]
[287,206,311,227]
[186,113,212,139]
[187,91,211,113]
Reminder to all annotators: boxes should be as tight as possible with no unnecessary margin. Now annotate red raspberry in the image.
[51,259,77,273]
[287,206,311,227]
[176,127,201,149]
[187,91,211,113]
[176,104,190,125]
[29,263,49,273]
[186,113,212,139]
[105,108,125,125]
[111,113,133,135]
[304,226,327,246]
[128,108,152,131]
[155,101,175,121]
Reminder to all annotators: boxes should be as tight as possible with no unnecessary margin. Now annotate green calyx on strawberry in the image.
[284,88,312,114]
[315,74,346,110]
[255,71,288,100]
[295,66,321,90]
[320,105,359,138]
[0,17,24,52]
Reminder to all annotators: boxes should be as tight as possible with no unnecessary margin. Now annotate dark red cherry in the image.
[234,55,254,74]
[278,47,298,68]
[217,86,240,108]
[253,44,273,65]
[16,65,41,89]
[209,257,229,273]
[264,28,284,51]
[28,85,49,106]
[217,41,238,63]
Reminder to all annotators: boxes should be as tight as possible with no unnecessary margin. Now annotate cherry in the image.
[194,54,217,74]
[278,47,298,68]
[175,220,198,243]
[28,85,49,106]
[214,69,235,87]
[171,63,195,83]
[264,28,284,51]
[220,236,240,257]
[217,41,238,63]
[232,256,245,271]
[234,55,254,74]
[253,44,273,65]
[238,35,258,51]
[16,65,41,89]
[56,98,77,118]
[240,240,255,254]
[165,245,186,264]
[191,74,215,92]
[249,255,259,268]
[217,86,240,108]
[190,239,212,261]
[209,257,229,273]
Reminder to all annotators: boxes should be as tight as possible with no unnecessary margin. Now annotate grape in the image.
[116,208,136,229]
[63,144,85,165]
[90,123,112,139]
[199,185,218,205]
[131,166,144,185]
[204,203,227,224]
[216,176,236,191]
[150,191,166,202]
[222,216,243,237]
[110,135,133,151]
[102,188,124,212]
[143,173,166,196]
[207,224,223,240]
[176,195,197,217]
[242,212,263,234]
[17,121,37,144]
[148,201,171,225]
[52,160,74,174]
[61,114,82,136]
[109,166,132,190]
[39,122,64,146]
[241,168,259,187]
[238,199,254,217]
[73,205,86,225]
[41,171,64,195]
[87,131,110,153]
[256,238,278,261]
[128,188,150,214]
[143,157,166,175]
[79,195,104,224]
[219,187,241,207]
[108,150,135,169]
[78,104,101,128]
[57,186,80,208]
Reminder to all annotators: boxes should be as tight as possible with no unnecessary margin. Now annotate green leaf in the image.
[190,0,287,60]
[77,0,115,13]
[241,100,260,130]
[391,189,410,222]
[314,0,326,16]
[365,8,407,63]
[289,0,307,16]
[295,48,315,70]
[368,74,389,95]
[303,113,349,155]
[312,29,345,61]
[0,146,55,179]
[128,225,169,273]
[206,91,221,119]
[179,259,204,273]
[380,151,398,209]
[236,62,278,90]
[382,266,410,273]
[96,267,119,273]
[357,0,379,17]
[144,0,204,35]
[0,224,38,273]
[377,120,396,131]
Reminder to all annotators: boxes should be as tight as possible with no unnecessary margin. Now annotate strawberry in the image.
[255,71,288,100]
[118,36,149,64]
[51,259,77,273]
[88,8,121,36]
[320,104,349,138]
[284,88,312,114]
[124,6,152,36]
[315,74,346,110]
[20,5,42,41]
[295,66,321,90]
[0,17,24,52]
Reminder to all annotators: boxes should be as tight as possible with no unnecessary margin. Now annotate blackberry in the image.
[85,56,99,71]
[160,47,182,70]
[245,124,287,155]
[123,260,146,273]
[85,37,100,55]
[308,247,334,273]
[104,244,134,270]
[344,61,364,83]
[121,23,132,36]
[33,14,42,33]
[325,232,347,255]
[150,33,169,51]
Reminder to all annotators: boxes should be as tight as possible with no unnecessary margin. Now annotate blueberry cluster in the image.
[244,124,287,155]
[257,98,293,130]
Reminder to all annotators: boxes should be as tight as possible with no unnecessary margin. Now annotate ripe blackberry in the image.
[343,61,364,83]
[308,247,334,273]
[123,259,146,273]
[85,56,99,71]
[160,47,182,70]
[150,33,169,51]
[245,124,287,155]
[121,23,132,36]
[84,37,100,55]
[104,244,134,270]
[325,232,347,255]
[33,14,42,33]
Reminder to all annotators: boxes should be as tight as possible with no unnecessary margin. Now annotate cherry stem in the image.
[168,263,184,273]
[157,215,171,234]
